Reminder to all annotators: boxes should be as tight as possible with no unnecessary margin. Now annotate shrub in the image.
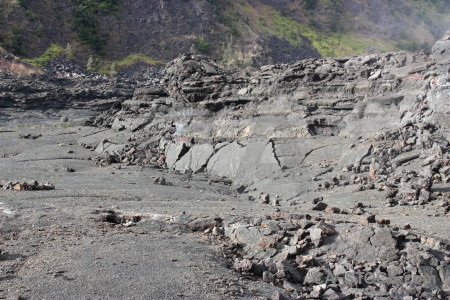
[72,0,120,56]
[115,54,164,67]
[17,0,26,9]
[1,28,25,56]
[25,9,36,21]
[304,0,318,10]
[196,35,210,53]
[94,54,164,75]
[24,44,65,66]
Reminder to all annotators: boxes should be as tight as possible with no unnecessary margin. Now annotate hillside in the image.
[0,0,449,69]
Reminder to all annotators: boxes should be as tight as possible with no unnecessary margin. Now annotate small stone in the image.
[325,207,341,214]
[183,184,191,188]
[309,227,323,246]
[60,116,68,122]
[235,185,246,193]
[258,193,270,204]
[331,176,339,185]
[13,183,27,190]
[312,197,323,204]
[211,226,221,236]
[283,280,301,292]
[322,288,340,300]
[403,224,411,230]
[233,258,252,272]
[377,218,390,225]
[41,182,55,190]
[418,189,430,202]
[259,236,277,249]
[362,215,376,224]
[386,264,403,278]
[295,255,315,266]
[312,202,328,211]
[262,271,275,283]
[123,221,136,227]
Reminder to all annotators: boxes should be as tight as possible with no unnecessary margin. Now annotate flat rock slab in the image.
[207,140,281,185]
[174,143,214,173]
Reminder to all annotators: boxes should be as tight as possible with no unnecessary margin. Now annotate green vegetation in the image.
[259,7,394,57]
[196,35,210,53]
[220,13,241,37]
[25,9,36,21]
[17,0,26,9]
[209,0,450,64]
[88,54,164,76]
[53,5,62,12]
[395,39,430,52]
[0,1,10,14]
[304,0,318,10]
[115,54,163,67]
[414,0,450,13]
[23,44,65,66]
[1,27,25,56]
[72,0,120,56]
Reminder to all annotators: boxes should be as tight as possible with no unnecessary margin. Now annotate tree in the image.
[304,0,318,10]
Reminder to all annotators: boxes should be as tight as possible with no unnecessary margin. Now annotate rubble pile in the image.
[0,72,137,109]
[116,62,164,83]
[117,211,450,299]
[43,57,90,78]
[219,213,450,299]
[1,180,55,191]
[0,54,165,110]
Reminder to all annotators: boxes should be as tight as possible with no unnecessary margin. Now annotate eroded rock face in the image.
[432,30,450,69]
[84,34,449,206]
[0,73,136,110]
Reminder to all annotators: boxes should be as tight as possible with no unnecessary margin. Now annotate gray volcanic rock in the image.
[85,33,450,208]
[174,143,214,173]
[206,140,281,185]
[1,33,449,299]
[0,73,136,110]
[432,30,450,69]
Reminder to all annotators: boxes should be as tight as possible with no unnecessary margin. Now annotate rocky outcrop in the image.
[0,72,137,109]
[89,36,449,196]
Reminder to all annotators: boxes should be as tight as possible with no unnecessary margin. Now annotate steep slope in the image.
[0,0,449,68]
